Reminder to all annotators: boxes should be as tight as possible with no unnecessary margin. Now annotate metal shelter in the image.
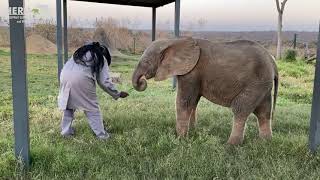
[7,0,320,170]
[56,0,180,81]
[8,0,181,168]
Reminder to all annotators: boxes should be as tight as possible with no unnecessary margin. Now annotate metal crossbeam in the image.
[73,0,175,8]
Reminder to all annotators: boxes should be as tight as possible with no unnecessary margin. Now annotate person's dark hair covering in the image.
[100,44,112,66]
[73,42,111,74]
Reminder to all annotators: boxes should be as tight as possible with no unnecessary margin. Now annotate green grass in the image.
[0,48,319,179]
[0,49,10,56]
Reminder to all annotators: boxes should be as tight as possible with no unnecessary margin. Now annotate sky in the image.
[0,0,319,31]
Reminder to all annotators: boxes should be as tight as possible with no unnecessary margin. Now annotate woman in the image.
[58,42,128,140]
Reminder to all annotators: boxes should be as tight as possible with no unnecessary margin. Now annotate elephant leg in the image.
[228,114,249,145]
[176,95,200,137]
[176,80,200,137]
[254,93,272,139]
[228,84,269,145]
[189,96,200,129]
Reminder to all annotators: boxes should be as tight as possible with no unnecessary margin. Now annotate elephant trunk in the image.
[132,65,148,92]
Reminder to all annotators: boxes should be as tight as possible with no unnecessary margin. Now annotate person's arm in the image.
[97,62,121,100]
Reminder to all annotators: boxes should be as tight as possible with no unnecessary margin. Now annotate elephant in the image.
[132,37,278,145]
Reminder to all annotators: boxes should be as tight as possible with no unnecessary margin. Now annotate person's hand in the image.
[119,91,129,98]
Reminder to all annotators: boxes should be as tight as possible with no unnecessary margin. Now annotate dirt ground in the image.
[26,34,57,54]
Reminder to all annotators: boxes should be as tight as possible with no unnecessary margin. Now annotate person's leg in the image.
[61,109,75,136]
[84,110,109,140]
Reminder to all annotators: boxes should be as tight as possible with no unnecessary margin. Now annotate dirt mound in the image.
[26,34,56,54]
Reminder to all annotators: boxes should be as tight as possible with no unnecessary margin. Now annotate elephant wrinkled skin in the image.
[132,37,278,145]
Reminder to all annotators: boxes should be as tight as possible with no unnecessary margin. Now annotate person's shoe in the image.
[97,133,110,140]
[61,127,75,138]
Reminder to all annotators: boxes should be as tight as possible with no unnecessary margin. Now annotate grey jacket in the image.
[58,52,120,111]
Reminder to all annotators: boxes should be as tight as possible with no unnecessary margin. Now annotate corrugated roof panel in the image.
[72,0,175,7]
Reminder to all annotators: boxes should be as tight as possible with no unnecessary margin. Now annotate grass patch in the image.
[277,60,314,104]
[0,49,10,56]
[0,49,319,178]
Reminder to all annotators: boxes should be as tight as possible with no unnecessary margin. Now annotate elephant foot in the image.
[176,126,189,137]
[227,136,244,145]
[258,125,272,140]
[189,123,196,130]
[259,132,272,140]
[257,118,272,140]
[176,130,188,138]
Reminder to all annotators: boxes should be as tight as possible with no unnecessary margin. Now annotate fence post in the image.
[304,42,310,60]
[133,36,136,54]
[293,33,297,49]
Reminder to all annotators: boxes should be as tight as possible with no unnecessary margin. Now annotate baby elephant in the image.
[132,37,278,145]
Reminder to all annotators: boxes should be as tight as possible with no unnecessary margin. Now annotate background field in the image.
[0,24,318,58]
[1,48,320,179]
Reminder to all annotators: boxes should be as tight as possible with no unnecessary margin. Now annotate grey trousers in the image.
[61,109,106,137]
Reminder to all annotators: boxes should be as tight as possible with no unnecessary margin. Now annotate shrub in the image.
[68,28,93,48]
[284,49,297,61]
[0,27,9,47]
[30,20,56,44]
[94,17,151,54]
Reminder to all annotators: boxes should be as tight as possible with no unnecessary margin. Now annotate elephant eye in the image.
[159,52,165,62]
[144,60,152,66]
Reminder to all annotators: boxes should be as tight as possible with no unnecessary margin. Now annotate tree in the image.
[31,8,40,19]
[31,8,40,30]
[275,0,288,60]
[33,20,56,43]
[0,16,8,26]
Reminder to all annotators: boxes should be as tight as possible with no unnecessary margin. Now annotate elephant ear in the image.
[154,37,200,81]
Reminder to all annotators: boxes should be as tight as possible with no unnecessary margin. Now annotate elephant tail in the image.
[272,72,278,120]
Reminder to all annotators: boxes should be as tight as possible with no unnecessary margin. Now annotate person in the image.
[58,42,129,140]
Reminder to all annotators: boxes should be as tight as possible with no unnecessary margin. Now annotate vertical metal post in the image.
[173,0,181,89]
[56,0,63,81]
[152,7,156,41]
[63,0,68,63]
[174,0,181,38]
[309,22,320,153]
[8,0,30,167]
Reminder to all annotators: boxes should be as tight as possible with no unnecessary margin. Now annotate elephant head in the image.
[132,37,200,91]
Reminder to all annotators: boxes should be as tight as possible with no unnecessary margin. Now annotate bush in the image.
[32,20,56,44]
[68,28,93,48]
[0,27,9,47]
[284,49,297,61]
[94,17,151,54]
